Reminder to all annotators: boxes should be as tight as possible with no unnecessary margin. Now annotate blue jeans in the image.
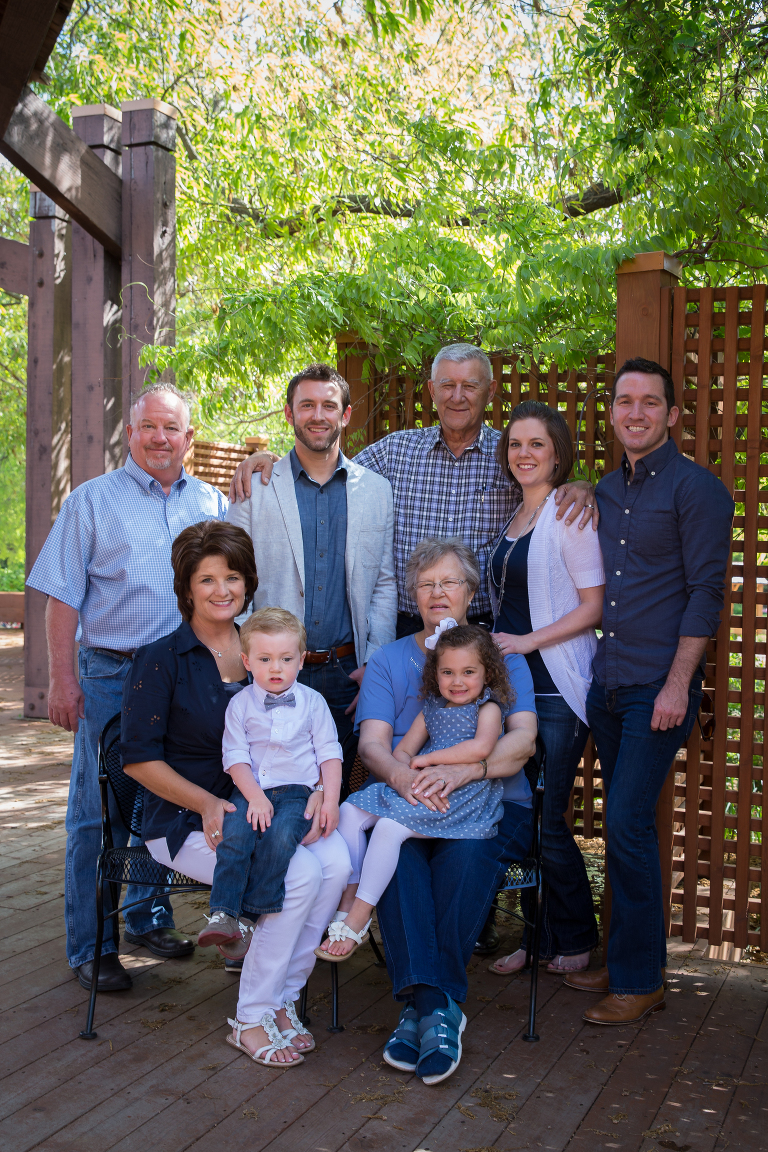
[298,652,359,789]
[586,676,702,995]
[211,785,313,917]
[377,800,534,1004]
[65,647,173,968]
[521,695,598,957]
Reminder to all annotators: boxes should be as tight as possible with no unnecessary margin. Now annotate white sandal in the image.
[225,1013,304,1067]
[314,917,372,962]
[280,999,316,1051]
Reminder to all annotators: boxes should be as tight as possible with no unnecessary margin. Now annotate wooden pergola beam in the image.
[0,0,63,140]
[0,236,29,295]
[0,88,122,258]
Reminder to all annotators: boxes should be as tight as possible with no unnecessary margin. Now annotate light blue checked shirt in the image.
[27,453,227,650]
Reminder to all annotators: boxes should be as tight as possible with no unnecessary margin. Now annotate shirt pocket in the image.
[474,483,515,525]
[630,510,679,560]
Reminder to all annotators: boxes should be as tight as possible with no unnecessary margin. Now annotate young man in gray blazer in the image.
[226,363,397,787]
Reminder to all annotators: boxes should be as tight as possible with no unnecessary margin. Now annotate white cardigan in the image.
[489,495,605,723]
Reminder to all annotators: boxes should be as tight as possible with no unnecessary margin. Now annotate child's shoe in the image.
[217,917,257,961]
[197,911,242,948]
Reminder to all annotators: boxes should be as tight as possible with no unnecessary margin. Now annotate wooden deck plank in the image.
[715,990,768,1150]
[636,964,767,1152]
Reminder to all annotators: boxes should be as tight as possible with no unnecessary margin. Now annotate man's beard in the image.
[294,422,342,452]
[144,452,174,469]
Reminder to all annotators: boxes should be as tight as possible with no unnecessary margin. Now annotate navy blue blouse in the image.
[121,620,249,859]
[490,532,558,695]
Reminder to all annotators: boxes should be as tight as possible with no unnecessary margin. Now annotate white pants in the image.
[146,830,351,1023]
[337,803,427,907]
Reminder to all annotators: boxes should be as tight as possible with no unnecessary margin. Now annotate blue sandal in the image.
[415,996,467,1085]
[383,1002,420,1071]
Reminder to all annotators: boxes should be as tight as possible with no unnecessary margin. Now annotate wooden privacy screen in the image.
[339,297,768,952]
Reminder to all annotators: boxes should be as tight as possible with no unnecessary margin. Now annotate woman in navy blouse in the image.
[121,521,351,1065]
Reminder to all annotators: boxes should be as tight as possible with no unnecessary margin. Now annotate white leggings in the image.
[338,803,427,907]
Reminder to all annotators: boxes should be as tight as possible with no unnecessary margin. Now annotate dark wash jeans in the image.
[211,785,312,917]
[520,695,598,957]
[298,652,359,789]
[377,800,533,1005]
[586,676,703,995]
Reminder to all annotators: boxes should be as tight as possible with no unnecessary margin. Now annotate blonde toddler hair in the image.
[239,606,307,654]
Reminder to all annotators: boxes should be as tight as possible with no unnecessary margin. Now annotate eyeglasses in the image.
[416,579,467,593]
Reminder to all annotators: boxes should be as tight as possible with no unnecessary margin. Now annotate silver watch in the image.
[313,784,324,792]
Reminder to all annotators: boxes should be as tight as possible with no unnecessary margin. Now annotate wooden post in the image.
[24,189,71,718]
[120,98,177,430]
[337,332,375,454]
[615,251,681,374]
[70,104,123,485]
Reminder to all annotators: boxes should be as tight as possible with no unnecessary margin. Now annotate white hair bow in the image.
[424,617,458,650]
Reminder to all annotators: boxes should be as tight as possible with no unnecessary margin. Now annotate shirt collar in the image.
[620,436,678,480]
[289,446,348,484]
[248,678,300,707]
[175,620,206,655]
[125,451,188,494]
[427,422,494,456]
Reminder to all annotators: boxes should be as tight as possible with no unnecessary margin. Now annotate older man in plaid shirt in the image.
[231,344,595,637]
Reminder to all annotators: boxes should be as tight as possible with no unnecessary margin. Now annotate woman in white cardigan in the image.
[487,400,605,976]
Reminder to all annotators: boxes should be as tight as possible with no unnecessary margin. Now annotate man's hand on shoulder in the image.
[228,451,280,503]
[48,676,85,733]
[554,479,599,530]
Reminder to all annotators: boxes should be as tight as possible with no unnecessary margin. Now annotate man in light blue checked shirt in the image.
[27,383,227,993]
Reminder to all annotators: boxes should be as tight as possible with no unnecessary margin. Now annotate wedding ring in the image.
[212,830,220,838]
[586,503,593,508]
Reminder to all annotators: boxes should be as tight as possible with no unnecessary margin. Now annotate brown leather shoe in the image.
[583,987,665,1025]
[564,966,666,992]
[564,965,609,992]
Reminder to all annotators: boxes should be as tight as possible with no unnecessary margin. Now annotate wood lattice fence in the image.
[338,289,768,953]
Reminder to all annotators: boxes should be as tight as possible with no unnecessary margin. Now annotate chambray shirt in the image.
[593,438,734,689]
[26,453,227,650]
[355,424,517,615]
[290,448,354,651]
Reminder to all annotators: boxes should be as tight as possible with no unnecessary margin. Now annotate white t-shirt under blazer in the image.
[221,680,343,790]
[490,494,605,724]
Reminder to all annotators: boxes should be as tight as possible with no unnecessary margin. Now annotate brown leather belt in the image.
[94,647,135,660]
[303,643,356,665]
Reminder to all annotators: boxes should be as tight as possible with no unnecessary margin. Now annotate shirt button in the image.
[650,471,655,476]
[319,552,324,557]
[616,570,621,575]
[448,516,454,521]
[609,632,615,637]
[620,539,625,544]
[318,585,323,590]
[320,520,325,524]
[611,601,616,606]
[624,509,630,514]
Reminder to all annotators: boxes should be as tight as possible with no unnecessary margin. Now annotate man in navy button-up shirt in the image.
[571,358,734,1026]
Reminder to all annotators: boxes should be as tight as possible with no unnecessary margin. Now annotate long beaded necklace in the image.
[491,491,553,618]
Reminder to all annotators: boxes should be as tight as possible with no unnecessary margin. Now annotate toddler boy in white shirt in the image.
[197,606,343,950]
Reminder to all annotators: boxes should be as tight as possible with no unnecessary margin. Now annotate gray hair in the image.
[405,537,481,600]
[431,343,492,383]
[130,382,192,428]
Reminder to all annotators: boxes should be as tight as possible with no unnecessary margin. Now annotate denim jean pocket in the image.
[79,648,132,680]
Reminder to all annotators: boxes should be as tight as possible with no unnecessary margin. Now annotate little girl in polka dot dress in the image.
[316,624,515,960]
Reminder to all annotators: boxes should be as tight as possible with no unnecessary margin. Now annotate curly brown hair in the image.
[421,625,514,708]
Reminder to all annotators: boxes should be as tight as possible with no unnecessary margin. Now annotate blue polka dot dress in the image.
[352,688,505,839]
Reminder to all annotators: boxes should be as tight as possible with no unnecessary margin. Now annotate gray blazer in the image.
[225,452,397,665]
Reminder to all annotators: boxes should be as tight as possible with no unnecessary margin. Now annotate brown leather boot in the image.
[583,987,665,1025]
[563,966,609,992]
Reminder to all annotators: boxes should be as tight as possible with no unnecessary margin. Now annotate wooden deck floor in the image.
[2,630,767,1152]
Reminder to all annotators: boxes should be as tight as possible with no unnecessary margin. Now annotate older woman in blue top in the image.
[355,537,537,1085]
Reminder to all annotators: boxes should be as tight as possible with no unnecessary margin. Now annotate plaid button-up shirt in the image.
[355,424,519,615]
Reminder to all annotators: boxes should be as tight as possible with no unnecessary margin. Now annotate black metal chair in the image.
[80,713,210,1040]
[490,733,546,1042]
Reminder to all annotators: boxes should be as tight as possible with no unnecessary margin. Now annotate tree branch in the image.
[227,181,623,234]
